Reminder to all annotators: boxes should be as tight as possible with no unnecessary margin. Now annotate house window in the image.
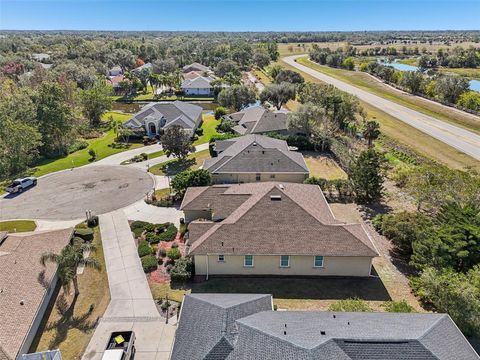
[314,256,324,268]
[244,255,254,267]
[255,173,261,181]
[149,123,156,134]
[270,174,275,179]
[280,255,290,268]
[218,255,225,262]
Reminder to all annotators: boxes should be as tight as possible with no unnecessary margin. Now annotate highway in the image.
[283,55,480,161]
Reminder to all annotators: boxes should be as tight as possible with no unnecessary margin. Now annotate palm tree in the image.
[362,120,381,147]
[40,243,101,295]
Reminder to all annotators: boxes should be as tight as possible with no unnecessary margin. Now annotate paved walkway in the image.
[82,210,176,360]
[283,54,480,161]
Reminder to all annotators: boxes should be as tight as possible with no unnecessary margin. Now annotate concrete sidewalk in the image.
[82,211,176,360]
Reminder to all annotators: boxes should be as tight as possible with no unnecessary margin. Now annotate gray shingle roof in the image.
[204,135,309,174]
[228,106,288,135]
[123,101,202,131]
[173,295,479,360]
[171,294,272,360]
[181,76,213,89]
[182,182,378,257]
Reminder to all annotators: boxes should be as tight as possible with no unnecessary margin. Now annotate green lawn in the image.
[149,149,210,176]
[194,114,221,146]
[0,220,37,232]
[295,57,480,134]
[33,112,142,177]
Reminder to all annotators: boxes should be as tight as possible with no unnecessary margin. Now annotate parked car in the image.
[101,331,136,360]
[5,177,37,193]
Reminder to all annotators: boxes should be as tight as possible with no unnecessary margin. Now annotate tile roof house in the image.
[205,135,309,184]
[123,101,202,137]
[180,182,378,277]
[181,76,214,96]
[182,62,212,74]
[0,229,73,360]
[131,62,153,74]
[226,106,289,135]
[171,293,480,360]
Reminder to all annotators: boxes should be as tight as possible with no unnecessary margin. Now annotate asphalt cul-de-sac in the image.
[0,165,154,221]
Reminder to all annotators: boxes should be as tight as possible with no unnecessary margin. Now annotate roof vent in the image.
[20,300,25,305]
[252,142,257,146]
[283,331,287,335]
[270,195,281,201]
[221,242,224,246]
[333,314,336,319]
[320,331,326,335]
[278,184,285,190]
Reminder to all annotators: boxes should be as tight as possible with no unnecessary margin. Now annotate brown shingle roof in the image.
[0,229,73,360]
[185,183,378,257]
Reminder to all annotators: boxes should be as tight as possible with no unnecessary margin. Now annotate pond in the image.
[469,80,480,93]
[382,61,480,93]
[383,61,419,72]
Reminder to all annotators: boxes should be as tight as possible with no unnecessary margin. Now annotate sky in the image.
[0,0,479,31]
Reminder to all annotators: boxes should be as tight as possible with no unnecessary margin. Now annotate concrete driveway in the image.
[0,166,153,221]
[283,55,480,161]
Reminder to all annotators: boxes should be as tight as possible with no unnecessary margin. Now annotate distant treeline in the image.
[1,30,480,44]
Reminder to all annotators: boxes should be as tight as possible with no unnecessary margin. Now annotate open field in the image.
[0,220,37,232]
[278,41,480,57]
[33,112,142,177]
[296,57,480,134]
[271,57,479,170]
[30,226,110,360]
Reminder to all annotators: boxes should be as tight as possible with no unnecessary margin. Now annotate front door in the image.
[149,123,156,135]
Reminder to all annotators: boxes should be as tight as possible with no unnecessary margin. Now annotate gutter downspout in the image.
[206,254,209,281]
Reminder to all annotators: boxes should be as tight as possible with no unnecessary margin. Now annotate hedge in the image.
[158,224,178,242]
[138,240,153,257]
[141,255,158,273]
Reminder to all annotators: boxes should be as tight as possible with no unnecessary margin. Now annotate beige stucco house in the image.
[180,182,378,278]
[205,135,309,184]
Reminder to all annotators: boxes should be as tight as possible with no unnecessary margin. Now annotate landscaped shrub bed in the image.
[74,227,94,241]
[167,247,181,260]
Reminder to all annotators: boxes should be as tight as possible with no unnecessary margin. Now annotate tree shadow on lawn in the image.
[29,285,99,352]
[186,273,391,302]
[161,158,196,176]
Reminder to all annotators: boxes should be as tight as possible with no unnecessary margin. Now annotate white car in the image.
[5,177,37,193]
